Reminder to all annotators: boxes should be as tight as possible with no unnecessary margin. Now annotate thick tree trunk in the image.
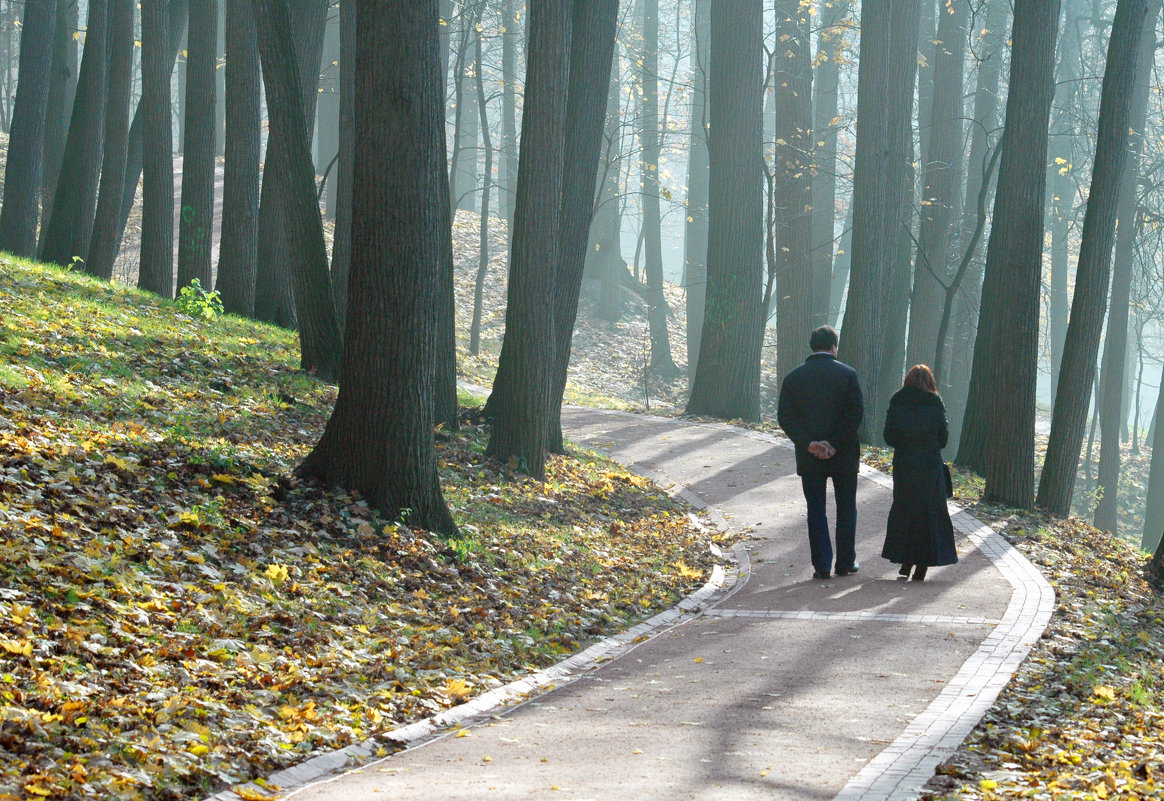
[836,3,920,440]
[39,0,108,268]
[499,0,519,230]
[772,0,814,388]
[251,0,343,381]
[484,1,572,480]
[1142,370,1164,551]
[138,0,175,297]
[298,0,456,536]
[906,0,967,369]
[330,0,355,333]
[216,0,261,316]
[683,0,710,378]
[958,0,1061,507]
[115,0,189,252]
[253,0,327,328]
[1037,0,1152,515]
[176,0,218,291]
[0,0,57,259]
[684,0,763,421]
[39,0,77,240]
[215,1,226,156]
[1094,1,1159,534]
[85,0,134,281]
[809,0,851,329]
[545,0,620,454]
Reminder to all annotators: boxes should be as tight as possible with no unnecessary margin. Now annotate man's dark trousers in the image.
[800,472,857,575]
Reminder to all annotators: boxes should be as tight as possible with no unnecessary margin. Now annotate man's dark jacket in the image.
[777,353,864,476]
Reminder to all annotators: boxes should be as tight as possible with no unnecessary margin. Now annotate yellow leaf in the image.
[455,729,471,738]
[234,786,279,801]
[0,640,31,656]
[979,779,998,790]
[24,785,53,797]
[693,657,703,663]
[482,755,492,762]
[1093,685,1116,701]
[189,744,210,756]
[211,473,237,484]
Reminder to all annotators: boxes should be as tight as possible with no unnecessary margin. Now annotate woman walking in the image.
[882,364,957,581]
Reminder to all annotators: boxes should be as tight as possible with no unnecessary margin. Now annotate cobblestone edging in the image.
[205,425,752,801]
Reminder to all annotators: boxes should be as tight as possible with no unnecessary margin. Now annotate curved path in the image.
[217,408,1053,801]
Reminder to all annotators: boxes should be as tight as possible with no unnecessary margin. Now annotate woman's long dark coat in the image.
[881,386,957,567]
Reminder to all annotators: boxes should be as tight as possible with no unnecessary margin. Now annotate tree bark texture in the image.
[906,0,967,369]
[683,0,710,378]
[1037,0,1152,515]
[956,0,1061,506]
[772,0,814,388]
[85,0,134,281]
[253,0,327,328]
[316,8,339,215]
[836,2,920,441]
[484,0,572,480]
[0,0,56,259]
[1093,1,1159,534]
[176,0,219,291]
[593,56,624,323]
[39,0,77,241]
[216,0,261,316]
[500,0,519,229]
[1143,364,1164,551]
[39,0,108,268]
[545,0,620,454]
[138,0,175,297]
[251,0,343,381]
[685,0,764,421]
[470,20,494,358]
[330,0,355,332]
[433,7,461,434]
[809,0,851,328]
[298,0,456,537]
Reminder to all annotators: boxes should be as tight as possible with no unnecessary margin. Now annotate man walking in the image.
[777,325,864,579]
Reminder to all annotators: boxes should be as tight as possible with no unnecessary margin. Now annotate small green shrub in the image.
[175,278,224,321]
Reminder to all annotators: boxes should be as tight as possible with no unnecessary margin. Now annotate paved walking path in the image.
[216,408,1054,801]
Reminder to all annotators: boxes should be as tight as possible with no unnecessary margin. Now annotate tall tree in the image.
[957,0,1061,506]
[640,0,678,377]
[447,1,481,213]
[251,0,343,381]
[138,0,175,297]
[0,0,57,259]
[315,7,340,217]
[330,0,355,332]
[545,0,620,453]
[809,0,852,328]
[469,19,494,357]
[772,0,814,386]
[85,0,135,280]
[1143,375,1164,551]
[1094,1,1159,534]
[499,0,521,229]
[176,0,219,291]
[592,52,625,323]
[906,0,968,369]
[39,0,77,238]
[216,0,262,316]
[1037,0,1153,515]
[836,3,920,440]
[685,0,764,421]
[252,0,328,327]
[39,0,109,268]
[683,0,710,376]
[484,0,572,480]
[298,0,456,536]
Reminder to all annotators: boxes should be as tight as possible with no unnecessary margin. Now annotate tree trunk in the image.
[484,0,572,480]
[545,0,620,454]
[828,198,854,326]
[447,3,480,213]
[115,0,189,253]
[1037,0,1153,515]
[216,0,261,316]
[1142,365,1164,551]
[176,0,218,291]
[39,0,109,268]
[836,3,920,440]
[906,0,968,369]
[316,8,339,216]
[251,0,343,381]
[39,0,77,240]
[298,0,456,537]
[215,0,226,156]
[957,0,1061,508]
[85,0,134,281]
[593,54,624,323]
[0,0,56,259]
[469,19,493,358]
[685,0,763,421]
[809,0,851,329]
[330,0,355,332]
[499,0,519,230]
[1094,1,1159,534]
[138,0,175,296]
[253,0,327,328]
[945,0,1008,449]
[683,0,710,378]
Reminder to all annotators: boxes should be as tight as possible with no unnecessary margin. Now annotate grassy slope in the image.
[0,257,729,800]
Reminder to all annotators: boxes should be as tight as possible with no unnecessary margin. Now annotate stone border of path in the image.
[204,406,1054,801]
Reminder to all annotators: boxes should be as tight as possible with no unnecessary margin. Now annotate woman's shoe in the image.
[898,563,912,579]
[912,565,928,582]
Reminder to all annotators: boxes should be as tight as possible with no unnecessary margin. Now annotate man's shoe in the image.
[812,570,831,580]
[834,562,860,576]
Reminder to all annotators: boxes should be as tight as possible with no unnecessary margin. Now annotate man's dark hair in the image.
[809,325,839,352]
